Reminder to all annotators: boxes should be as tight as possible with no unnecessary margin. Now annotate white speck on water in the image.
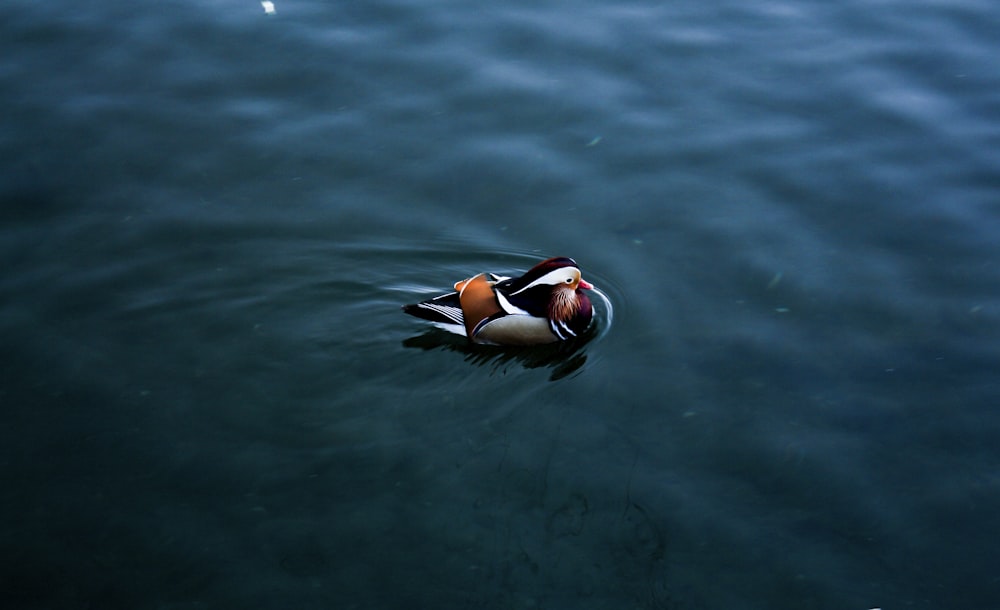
[261,1,275,14]
[775,307,790,313]
[585,136,602,147]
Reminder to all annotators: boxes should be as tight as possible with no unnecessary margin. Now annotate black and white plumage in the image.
[402,257,594,345]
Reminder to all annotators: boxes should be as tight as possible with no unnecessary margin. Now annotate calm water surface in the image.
[3,0,999,608]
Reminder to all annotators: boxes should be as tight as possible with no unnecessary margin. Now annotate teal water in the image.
[3,0,999,608]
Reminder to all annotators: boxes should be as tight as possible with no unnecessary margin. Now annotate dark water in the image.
[3,0,999,608]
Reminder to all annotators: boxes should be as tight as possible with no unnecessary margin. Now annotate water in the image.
[3,0,999,608]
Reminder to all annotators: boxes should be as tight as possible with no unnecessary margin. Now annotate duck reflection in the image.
[402,326,594,381]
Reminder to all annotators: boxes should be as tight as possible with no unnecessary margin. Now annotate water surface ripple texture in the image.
[2,1,999,609]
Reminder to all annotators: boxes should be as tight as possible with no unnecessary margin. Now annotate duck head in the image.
[503,257,593,324]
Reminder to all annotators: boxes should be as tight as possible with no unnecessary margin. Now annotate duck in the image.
[402,256,594,345]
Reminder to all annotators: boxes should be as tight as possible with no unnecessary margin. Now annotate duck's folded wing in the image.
[402,292,465,331]
[455,273,504,338]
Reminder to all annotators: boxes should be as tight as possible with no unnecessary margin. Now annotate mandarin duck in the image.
[402,257,594,345]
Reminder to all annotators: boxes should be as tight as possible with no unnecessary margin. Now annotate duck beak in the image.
[579,278,594,290]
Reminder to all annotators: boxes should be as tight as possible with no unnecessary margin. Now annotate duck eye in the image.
[565,278,574,283]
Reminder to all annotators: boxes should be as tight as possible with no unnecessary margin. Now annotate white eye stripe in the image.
[511,267,580,295]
